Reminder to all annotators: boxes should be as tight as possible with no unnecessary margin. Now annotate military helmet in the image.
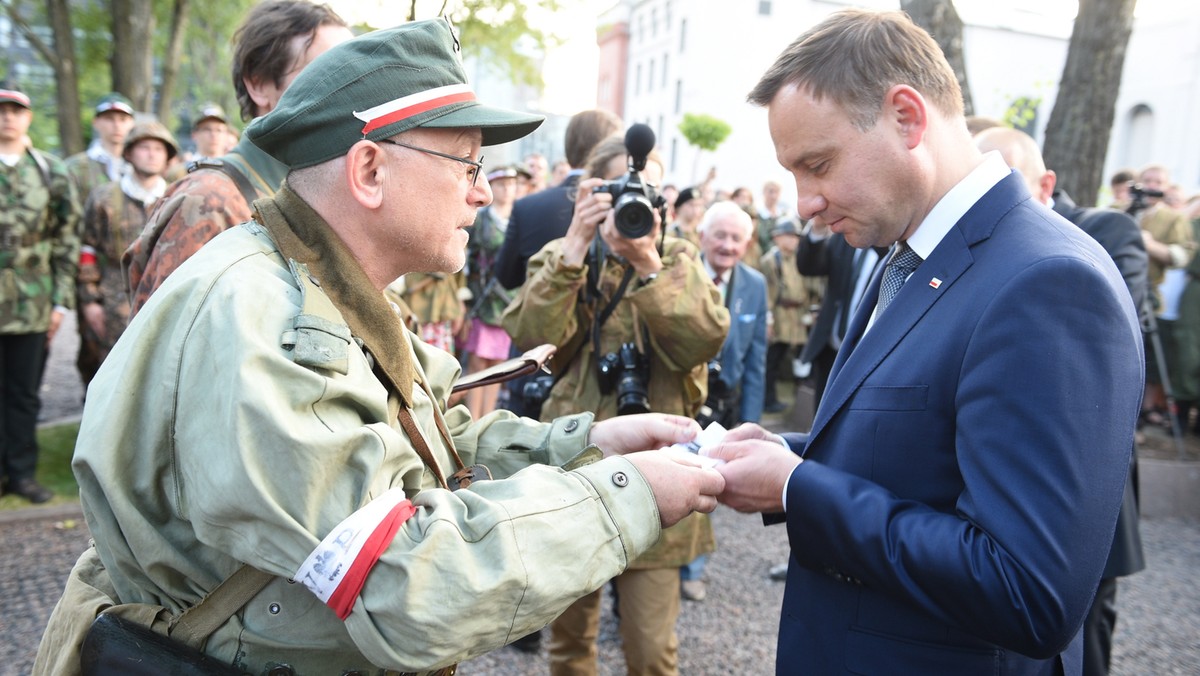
[122,120,180,161]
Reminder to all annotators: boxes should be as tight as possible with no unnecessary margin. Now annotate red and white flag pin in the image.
[929,277,942,289]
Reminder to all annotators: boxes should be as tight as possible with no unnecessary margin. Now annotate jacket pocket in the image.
[846,626,1000,675]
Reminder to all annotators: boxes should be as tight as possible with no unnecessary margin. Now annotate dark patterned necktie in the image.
[876,243,923,315]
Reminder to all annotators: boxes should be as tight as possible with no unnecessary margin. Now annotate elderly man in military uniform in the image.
[35,20,723,675]
[0,87,79,503]
[759,218,822,414]
[64,92,135,204]
[76,120,179,387]
[504,135,730,675]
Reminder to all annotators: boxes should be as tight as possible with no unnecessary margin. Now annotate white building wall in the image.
[613,0,1200,207]
[1108,9,1200,194]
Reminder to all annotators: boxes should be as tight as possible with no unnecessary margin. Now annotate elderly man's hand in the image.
[590,413,701,456]
[626,450,725,527]
[706,437,801,514]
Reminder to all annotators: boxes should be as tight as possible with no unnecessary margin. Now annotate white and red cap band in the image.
[353,83,476,135]
[293,488,417,620]
[0,89,31,109]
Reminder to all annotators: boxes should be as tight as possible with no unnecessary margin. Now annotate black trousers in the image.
[763,342,795,406]
[806,344,839,414]
[1082,576,1119,676]
[1,332,46,482]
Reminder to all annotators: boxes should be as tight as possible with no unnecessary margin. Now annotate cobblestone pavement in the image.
[10,319,1198,674]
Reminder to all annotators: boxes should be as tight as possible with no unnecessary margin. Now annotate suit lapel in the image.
[803,173,1030,452]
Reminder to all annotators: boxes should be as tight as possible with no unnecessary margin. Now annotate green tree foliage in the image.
[678,112,731,184]
[678,113,731,152]
[7,0,570,152]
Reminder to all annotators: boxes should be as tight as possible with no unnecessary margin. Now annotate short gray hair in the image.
[698,201,754,238]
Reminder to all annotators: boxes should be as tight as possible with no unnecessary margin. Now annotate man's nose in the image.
[794,182,826,221]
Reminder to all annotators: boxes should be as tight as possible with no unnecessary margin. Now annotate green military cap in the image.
[246,18,544,170]
[95,92,135,117]
[193,103,229,129]
[124,120,181,161]
[771,218,801,237]
[0,87,31,109]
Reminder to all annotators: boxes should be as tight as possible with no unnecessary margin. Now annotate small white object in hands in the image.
[669,422,728,468]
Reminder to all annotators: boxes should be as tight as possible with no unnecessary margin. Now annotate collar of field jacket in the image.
[255,181,417,406]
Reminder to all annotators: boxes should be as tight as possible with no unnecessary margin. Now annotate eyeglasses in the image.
[377,139,485,187]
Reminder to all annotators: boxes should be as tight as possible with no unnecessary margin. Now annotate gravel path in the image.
[3,505,1196,675]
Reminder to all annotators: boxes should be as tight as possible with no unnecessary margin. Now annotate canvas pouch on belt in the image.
[33,546,236,675]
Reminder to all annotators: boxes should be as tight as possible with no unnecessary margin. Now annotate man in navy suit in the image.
[709,9,1143,675]
[698,201,769,427]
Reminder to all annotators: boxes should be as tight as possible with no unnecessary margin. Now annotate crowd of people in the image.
[0,3,1191,675]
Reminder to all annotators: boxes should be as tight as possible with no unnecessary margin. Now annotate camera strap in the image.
[588,248,638,373]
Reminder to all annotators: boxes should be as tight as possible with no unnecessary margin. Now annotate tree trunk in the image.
[1,0,84,154]
[156,0,191,126]
[111,0,156,112]
[47,0,83,155]
[901,0,975,116]
[1042,0,1137,207]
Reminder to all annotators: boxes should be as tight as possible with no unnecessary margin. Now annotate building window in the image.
[759,0,772,16]
[648,58,655,91]
[662,54,669,89]
[671,137,678,174]
[665,0,672,27]
[1121,104,1155,171]
[674,79,682,114]
[652,8,658,37]
[658,114,664,144]
[635,63,643,95]
[680,18,687,52]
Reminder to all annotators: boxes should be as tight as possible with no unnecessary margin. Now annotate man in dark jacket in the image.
[976,126,1147,676]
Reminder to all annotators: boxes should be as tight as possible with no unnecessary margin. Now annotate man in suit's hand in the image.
[706,424,800,513]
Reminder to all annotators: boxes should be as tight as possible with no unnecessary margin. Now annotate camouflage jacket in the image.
[464,206,513,325]
[503,236,730,568]
[0,149,80,333]
[123,137,287,315]
[65,147,122,207]
[394,272,464,324]
[78,183,153,332]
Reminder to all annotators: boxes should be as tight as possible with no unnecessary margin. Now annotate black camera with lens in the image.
[1126,183,1165,217]
[522,373,555,418]
[591,123,666,239]
[696,359,734,428]
[597,342,651,416]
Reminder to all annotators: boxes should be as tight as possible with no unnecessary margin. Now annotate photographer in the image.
[503,134,729,675]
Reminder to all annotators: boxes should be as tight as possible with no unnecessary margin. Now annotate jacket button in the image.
[612,471,628,487]
[268,602,281,615]
[564,419,579,433]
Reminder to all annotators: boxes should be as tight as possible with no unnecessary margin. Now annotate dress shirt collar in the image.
[904,151,1010,260]
[703,258,730,286]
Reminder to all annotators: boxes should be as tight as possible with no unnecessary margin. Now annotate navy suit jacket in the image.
[714,261,769,423]
[1052,190,1147,580]
[494,175,580,290]
[776,174,1144,674]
